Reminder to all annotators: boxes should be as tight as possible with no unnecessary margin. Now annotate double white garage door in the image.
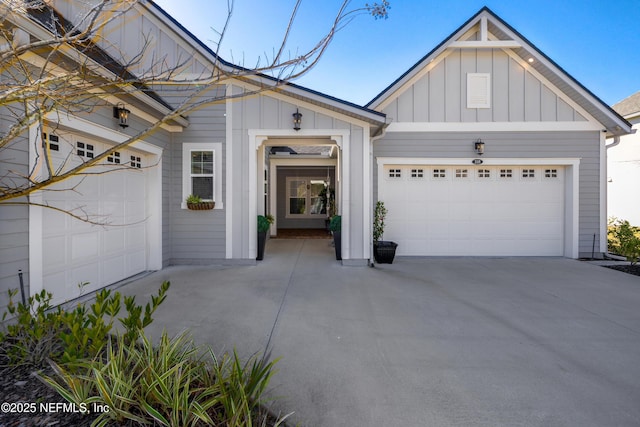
[41,130,150,305]
[379,164,566,256]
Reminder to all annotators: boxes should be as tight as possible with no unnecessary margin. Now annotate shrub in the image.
[329,215,341,232]
[0,281,170,368]
[373,201,387,242]
[186,194,202,204]
[0,289,64,366]
[43,330,291,427]
[608,218,640,265]
[257,214,275,233]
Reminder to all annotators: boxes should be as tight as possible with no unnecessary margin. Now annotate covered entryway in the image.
[268,146,337,237]
[31,121,162,306]
[257,135,342,241]
[378,161,577,256]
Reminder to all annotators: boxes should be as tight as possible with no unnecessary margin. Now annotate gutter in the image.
[368,119,391,266]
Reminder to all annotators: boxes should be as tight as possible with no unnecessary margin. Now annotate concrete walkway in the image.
[125,239,640,427]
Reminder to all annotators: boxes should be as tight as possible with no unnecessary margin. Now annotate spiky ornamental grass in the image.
[43,330,292,427]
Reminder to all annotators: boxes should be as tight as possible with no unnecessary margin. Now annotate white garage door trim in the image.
[28,113,163,300]
[376,157,580,258]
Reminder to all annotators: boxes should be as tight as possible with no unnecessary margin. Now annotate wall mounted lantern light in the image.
[292,108,302,131]
[113,103,130,129]
[474,139,485,156]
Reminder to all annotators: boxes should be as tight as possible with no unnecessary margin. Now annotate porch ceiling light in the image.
[113,103,130,129]
[474,139,485,156]
[293,108,302,131]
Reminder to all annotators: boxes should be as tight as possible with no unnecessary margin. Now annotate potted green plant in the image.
[257,214,274,260]
[186,194,215,210]
[329,215,342,260]
[373,201,397,264]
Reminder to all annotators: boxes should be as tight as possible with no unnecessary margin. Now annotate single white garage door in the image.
[379,165,565,256]
[41,129,149,305]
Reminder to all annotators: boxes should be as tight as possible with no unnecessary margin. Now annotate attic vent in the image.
[467,73,491,108]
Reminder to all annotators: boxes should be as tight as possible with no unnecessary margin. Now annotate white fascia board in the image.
[230,79,383,128]
[449,40,522,49]
[376,157,581,167]
[386,121,602,132]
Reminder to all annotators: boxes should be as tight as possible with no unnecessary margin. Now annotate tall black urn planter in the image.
[329,215,342,261]
[257,231,267,261]
[256,214,274,260]
[333,230,342,260]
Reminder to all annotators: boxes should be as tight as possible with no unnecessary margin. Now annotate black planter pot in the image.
[257,231,267,260]
[373,241,398,264]
[333,230,342,260]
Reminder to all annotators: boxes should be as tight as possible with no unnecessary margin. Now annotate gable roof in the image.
[366,6,632,137]
[146,1,387,129]
[613,91,640,120]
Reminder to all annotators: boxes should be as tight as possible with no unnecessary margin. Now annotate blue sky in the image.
[153,0,640,107]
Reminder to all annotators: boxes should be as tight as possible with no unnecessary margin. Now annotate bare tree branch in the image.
[0,0,390,222]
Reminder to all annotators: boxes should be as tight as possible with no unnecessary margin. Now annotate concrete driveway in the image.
[125,239,640,427]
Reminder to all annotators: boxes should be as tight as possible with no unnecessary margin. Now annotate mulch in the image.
[603,264,640,277]
[0,362,102,427]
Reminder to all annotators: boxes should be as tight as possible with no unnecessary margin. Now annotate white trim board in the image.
[385,121,603,133]
[250,129,351,260]
[376,156,580,258]
[181,142,224,210]
[29,113,163,297]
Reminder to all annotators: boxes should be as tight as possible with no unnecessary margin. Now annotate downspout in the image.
[604,131,636,259]
[605,135,621,149]
[368,119,391,266]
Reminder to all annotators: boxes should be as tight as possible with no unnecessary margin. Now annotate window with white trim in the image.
[182,142,223,209]
[522,169,535,179]
[544,169,558,178]
[410,168,424,178]
[286,177,328,218]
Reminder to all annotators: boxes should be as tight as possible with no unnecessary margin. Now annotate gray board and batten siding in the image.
[380,49,588,124]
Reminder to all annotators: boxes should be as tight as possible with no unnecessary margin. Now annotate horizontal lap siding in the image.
[1,91,30,310]
[169,98,226,263]
[373,131,601,254]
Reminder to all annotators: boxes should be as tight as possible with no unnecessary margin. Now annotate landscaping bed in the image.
[603,264,640,277]
[0,361,101,427]
[0,283,290,427]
